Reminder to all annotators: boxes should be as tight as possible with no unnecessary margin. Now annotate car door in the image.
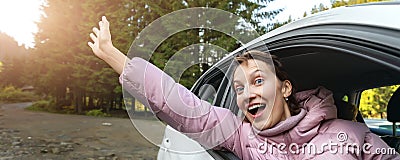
[157,60,233,160]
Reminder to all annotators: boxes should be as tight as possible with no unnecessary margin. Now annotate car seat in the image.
[336,99,358,121]
[380,87,400,153]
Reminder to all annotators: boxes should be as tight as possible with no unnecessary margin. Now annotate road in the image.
[0,102,163,160]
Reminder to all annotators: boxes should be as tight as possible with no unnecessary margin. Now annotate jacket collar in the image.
[253,86,337,144]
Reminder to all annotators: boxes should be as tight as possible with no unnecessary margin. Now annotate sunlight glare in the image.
[0,0,44,48]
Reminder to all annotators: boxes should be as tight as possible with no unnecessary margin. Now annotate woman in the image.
[88,16,399,160]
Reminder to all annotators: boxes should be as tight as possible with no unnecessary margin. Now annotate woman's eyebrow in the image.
[233,80,242,84]
[249,69,263,76]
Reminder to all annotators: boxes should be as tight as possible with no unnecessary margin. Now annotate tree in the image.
[269,16,293,31]
[311,3,329,14]
[0,32,29,88]
[332,0,386,8]
[360,85,400,119]
[33,0,89,110]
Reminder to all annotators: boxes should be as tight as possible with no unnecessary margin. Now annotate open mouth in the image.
[247,104,266,117]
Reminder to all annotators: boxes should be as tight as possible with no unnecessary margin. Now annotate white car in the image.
[157,2,400,159]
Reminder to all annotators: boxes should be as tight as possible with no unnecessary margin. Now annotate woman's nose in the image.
[247,86,258,99]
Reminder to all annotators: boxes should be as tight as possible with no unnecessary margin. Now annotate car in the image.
[157,2,400,159]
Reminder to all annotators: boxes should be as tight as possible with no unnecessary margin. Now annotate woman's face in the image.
[233,59,291,130]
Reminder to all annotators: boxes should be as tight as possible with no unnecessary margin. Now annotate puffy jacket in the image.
[120,57,400,160]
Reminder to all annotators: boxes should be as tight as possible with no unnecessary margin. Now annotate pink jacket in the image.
[120,57,400,160]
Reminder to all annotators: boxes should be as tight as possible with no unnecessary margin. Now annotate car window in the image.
[194,68,227,106]
[221,65,241,116]
[360,84,400,134]
[198,79,222,105]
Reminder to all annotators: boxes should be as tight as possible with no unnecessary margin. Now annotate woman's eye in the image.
[255,78,264,85]
[235,87,244,93]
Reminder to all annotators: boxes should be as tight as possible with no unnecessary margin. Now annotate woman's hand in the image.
[88,16,127,75]
[88,16,114,60]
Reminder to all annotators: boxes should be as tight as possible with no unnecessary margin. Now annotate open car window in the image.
[359,85,400,136]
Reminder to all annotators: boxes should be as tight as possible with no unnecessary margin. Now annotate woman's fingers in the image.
[92,27,99,37]
[99,20,103,30]
[102,16,109,29]
[89,33,97,42]
[88,42,94,49]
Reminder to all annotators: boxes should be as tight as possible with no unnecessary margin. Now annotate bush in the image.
[61,105,76,114]
[26,100,54,112]
[26,100,76,114]
[86,109,110,117]
[0,86,39,103]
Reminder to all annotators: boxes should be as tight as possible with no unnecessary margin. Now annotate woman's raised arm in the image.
[88,16,127,74]
[87,16,241,152]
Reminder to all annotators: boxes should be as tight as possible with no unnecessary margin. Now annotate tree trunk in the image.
[144,105,148,118]
[131,98,135,112]
[106,97,112,113]
[83,92,86,110]
[88,96,94,108]
[74,90,83,114]
[119,94,123,109]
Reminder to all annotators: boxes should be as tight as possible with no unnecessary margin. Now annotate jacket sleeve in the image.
[119,57,241,149]
[362,132,400,159]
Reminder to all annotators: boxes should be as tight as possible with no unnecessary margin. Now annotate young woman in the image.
[88,16,399,160]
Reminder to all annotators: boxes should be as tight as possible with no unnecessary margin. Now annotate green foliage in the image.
[332,0,387,8]
[86,109,110,117]
[269,16,293,31]
[135,0,281,88]
[311,3,329,14]
[303,11,307,18]
[305,0,387,18]
[26,100,78,114]
[0,86,39,103]
[61,105,76,114]
[26,100,52,112]
[0,32,30,88]
[360,85,399,119]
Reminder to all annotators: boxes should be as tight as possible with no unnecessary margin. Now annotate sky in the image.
[265,0,332,22]
[0,0,44,48]
[0,0,332,48]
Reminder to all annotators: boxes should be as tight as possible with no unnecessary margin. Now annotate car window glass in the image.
[198,82,220,105]
[360,84,399,132]
[195,70,226,106]
[219,63,242,116]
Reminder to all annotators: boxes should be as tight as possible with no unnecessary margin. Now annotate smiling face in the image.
[233,59,292,130]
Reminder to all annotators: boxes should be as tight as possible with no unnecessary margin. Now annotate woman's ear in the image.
[281,80,292,98]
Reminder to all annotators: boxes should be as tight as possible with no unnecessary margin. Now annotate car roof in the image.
[197,2,400,93]
[219,1,400,64]
[261,1,400,41]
